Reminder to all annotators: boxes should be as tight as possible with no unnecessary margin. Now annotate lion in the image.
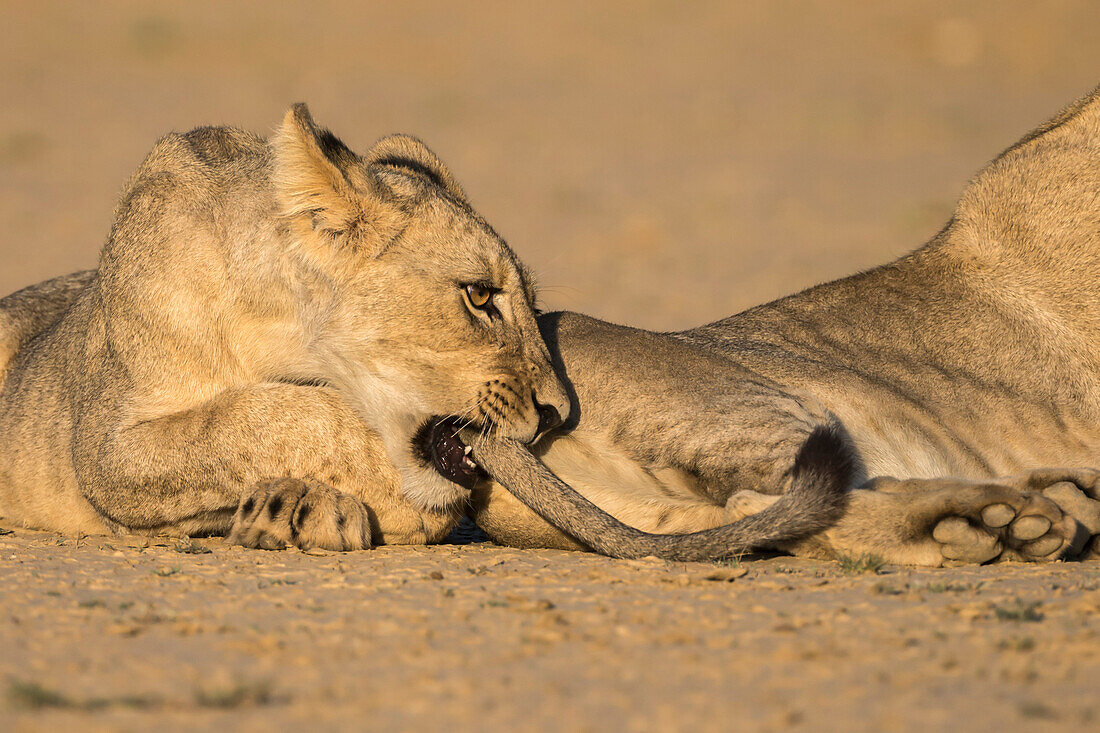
[0,103,577,550]
[0,105,849,554]
[461,84,1100,567]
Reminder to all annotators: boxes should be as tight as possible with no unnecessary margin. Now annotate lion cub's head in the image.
[271,104,568,510]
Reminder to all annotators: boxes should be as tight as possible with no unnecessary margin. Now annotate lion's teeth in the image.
[463,445,472,455]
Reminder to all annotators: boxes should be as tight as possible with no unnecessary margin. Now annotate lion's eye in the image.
[464,283,495,310]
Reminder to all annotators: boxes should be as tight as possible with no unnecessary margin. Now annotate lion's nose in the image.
[533,397,563,442]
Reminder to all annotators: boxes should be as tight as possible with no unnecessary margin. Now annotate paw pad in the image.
[1009,515,1051,541]
[935,486,1071,565]
[979,503,1014,528]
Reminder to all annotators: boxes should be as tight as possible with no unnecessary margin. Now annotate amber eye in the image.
[464,283,494,310]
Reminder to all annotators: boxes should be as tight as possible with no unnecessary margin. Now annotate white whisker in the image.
[448,395,487,439]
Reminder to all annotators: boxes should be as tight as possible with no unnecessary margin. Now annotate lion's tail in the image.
[470,422,855,562]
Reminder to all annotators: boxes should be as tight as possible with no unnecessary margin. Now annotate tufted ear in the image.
[272,103,402,253]
[365,134,467,202]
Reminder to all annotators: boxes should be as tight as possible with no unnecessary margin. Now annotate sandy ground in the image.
[3,1,1100,730]
[3,526,1100,732]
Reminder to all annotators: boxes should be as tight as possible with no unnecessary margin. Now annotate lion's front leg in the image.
[781,474,1087,567]
[77,383,457,549]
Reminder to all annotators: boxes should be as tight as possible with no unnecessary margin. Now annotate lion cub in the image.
[0,105,569,550]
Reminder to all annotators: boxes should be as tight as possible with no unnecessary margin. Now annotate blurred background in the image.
[4,6,1100,729]
[2,1,1099,330]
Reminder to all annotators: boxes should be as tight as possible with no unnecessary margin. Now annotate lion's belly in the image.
[533,431,724,531]
[828,386,1100,480]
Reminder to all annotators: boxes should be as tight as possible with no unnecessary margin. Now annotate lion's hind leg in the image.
[784,475,1084,567]
[0,270,95,378]
[1009,469,1100,560]
[924,481,1081,564]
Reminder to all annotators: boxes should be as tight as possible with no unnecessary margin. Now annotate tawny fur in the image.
[0,104,569,549]
[467,84,1100,567]
[6,88,1100,566]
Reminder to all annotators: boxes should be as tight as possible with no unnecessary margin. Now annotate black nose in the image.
[534,398,563,440]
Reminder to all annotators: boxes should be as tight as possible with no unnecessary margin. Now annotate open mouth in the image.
[414,417,484,489]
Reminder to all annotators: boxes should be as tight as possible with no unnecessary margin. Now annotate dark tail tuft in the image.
[791,421,857,488]
[784,421,858,529]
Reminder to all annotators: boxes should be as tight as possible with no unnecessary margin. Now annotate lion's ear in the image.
[365,134,467,202]
[272,103,401,253]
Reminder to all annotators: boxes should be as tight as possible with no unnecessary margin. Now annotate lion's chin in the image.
[399,461,474,511]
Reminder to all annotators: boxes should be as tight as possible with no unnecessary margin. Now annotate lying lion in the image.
[6,90,1100,567]
[0,105,845,555]
[0,104,573,548]
[464,84,1100,566]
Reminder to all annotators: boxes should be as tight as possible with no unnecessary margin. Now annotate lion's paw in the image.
[1028,472,1100,560]
[228,478,371,551]
[932,485,1081,565]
